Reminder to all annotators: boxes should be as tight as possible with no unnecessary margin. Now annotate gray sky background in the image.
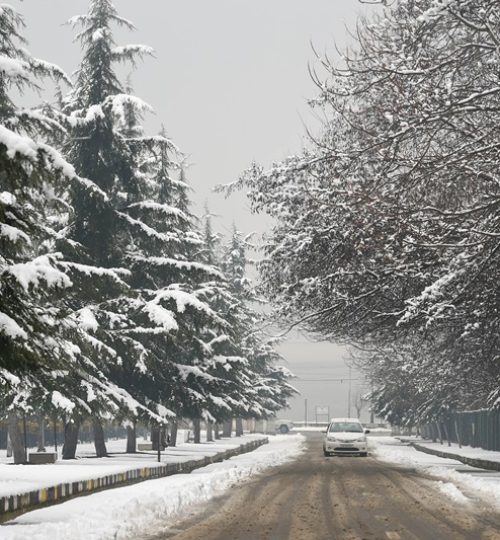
[18,0,379,422]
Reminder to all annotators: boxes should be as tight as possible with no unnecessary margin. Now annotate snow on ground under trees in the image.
[0,432,255,497]
[1,434,305,540]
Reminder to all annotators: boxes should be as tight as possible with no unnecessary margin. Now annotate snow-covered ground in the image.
[371,436,500,508]
[1,433,305,540]
[0,430,190,463]
[415,439,500,465]
[0,433,260,498]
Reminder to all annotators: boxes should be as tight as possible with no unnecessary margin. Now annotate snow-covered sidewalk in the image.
[371,436,500,509]
[411,439,500,470]
[0,434,266,499]
[1,433,305,540]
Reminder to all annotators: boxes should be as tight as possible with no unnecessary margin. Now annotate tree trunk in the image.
[170,419,178,447]
[92,419,108,457]
[161,426,168,448]
[235,418,244,437]
[37,413,46,452]
[206,421,213,442]
[53,415,58,454]
[126,423,136,453]
[151,424,160,451]
[442,421,451,447]
[62,421,80,459]
[193,418,201,444]
[214,423,221,439]
[454,419,462,449]
[436,421,443,445]
[6,432,12,458]
[222,419,232,437]
[8,411,25,464]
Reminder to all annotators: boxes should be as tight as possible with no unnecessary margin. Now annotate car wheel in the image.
[279,424,289,434]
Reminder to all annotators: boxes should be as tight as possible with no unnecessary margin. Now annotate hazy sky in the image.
[18,0,379,422]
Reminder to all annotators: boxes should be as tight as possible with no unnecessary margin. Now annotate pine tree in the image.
[0,4,141,462]
[220,226,297,421]
[62,2,254,447]
[52,1,173,456]
[0,5,73,379]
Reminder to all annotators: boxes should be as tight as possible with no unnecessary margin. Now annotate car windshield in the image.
[329,422,363,433]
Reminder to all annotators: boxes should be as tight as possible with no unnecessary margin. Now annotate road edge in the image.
[411,442,500,472]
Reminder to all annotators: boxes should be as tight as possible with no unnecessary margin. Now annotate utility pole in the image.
[157,423,161,463]
[304,398,308,426]
[370,382,375,424]
[347,366,352,418]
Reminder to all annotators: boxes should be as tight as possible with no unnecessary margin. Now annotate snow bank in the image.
[436,481,470,504]
[416,440,500,466]
[371,437,500,508]
[1,434,304,540]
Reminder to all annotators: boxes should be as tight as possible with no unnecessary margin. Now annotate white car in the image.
[323,418,369,457]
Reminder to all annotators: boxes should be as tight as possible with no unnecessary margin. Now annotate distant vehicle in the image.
[323,417,369,457]
[275,419,294,434]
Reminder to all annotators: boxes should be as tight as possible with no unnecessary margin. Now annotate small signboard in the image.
[316,406,329,415]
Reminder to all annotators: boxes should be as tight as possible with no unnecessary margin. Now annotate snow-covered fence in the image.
[0,438,268,523]
[421,410,500,452]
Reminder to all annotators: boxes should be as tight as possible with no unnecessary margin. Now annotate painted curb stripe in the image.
[0,438,268,522]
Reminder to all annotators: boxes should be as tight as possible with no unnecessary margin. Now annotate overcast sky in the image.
[18,0,379,422]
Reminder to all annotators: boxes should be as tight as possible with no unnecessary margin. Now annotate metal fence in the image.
[421,410,500,451]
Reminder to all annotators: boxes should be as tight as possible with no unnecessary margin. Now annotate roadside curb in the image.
[411,442,500,472]
[0,437,268,523]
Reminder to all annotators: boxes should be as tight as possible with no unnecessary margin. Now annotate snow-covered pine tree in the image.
[108,88,234,444]
[175,167,192,221]
[183,215,284,433]
[126,184,241,442]
[63,1,253,448]
[55,0,177,454]
[0,4,73,378]
[219,226,297,422]
[119,197,255,441]
[0,4,146,462]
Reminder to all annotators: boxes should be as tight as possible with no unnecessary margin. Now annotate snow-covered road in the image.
[1,434,305,540]
[140,433,500,540]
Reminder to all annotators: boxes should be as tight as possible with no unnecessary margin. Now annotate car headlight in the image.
[327,435,337,441]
